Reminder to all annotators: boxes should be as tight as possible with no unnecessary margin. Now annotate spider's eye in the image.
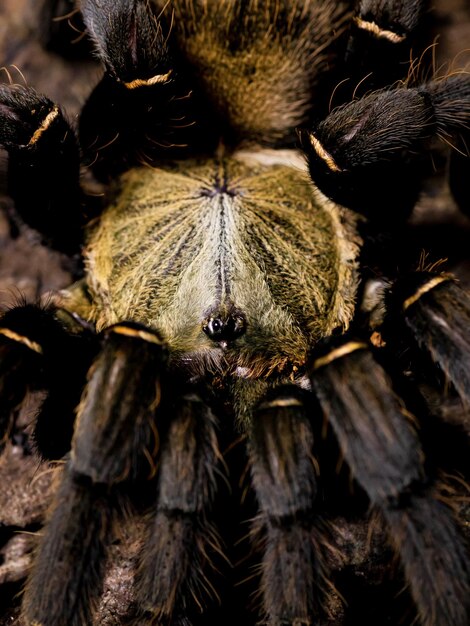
[210,319,223,333]
[202,312,246,343]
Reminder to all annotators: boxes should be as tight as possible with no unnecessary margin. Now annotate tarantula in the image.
[0,0,470,624]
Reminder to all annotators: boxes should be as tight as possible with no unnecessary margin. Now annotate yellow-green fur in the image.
[63,151,360,381]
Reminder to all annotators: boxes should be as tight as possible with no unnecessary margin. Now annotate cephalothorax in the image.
[84,155,359,379]
[1,1,470,625]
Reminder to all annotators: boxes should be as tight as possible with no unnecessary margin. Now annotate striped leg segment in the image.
[346,0,428,86]
[0,306,45,445]
[79,0,217,179]
[0,303,96,458]
[249,388,329,625]
[22,322,165,626]
[135,393,222,625]
[0,84,82,253]
[310,338,470,626]
[389,272,470,404]
[302,74,470,222]
[22,468,113,626]
[352,0,426,44]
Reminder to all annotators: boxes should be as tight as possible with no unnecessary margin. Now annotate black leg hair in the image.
[0,302,96,458]
[387,272,470,405]
[22,467,114,626]
[301,74,470,221]
[351,0,427,45]
[79,0,218,179]
[0,84,82,253]
[71,322,165,483]
[22,321,165,626]
[346,0,428,81]
[248,387,332,625]
[309,337,470,626]
[135,391,222,625]
[0,307,43,447]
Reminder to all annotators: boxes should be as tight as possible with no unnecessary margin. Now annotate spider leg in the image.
[23,466,114,626]
[0,302,96,459]
[310,336,470,626]
[135,392,222,625]
[387,271,470,405]
[22,321,165,626]
[301,74,470,221]
[0,84,82,253]
[350,0,427,46]
[345,0,428,87]
[79,0,217,179]
[248,386,330,625]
